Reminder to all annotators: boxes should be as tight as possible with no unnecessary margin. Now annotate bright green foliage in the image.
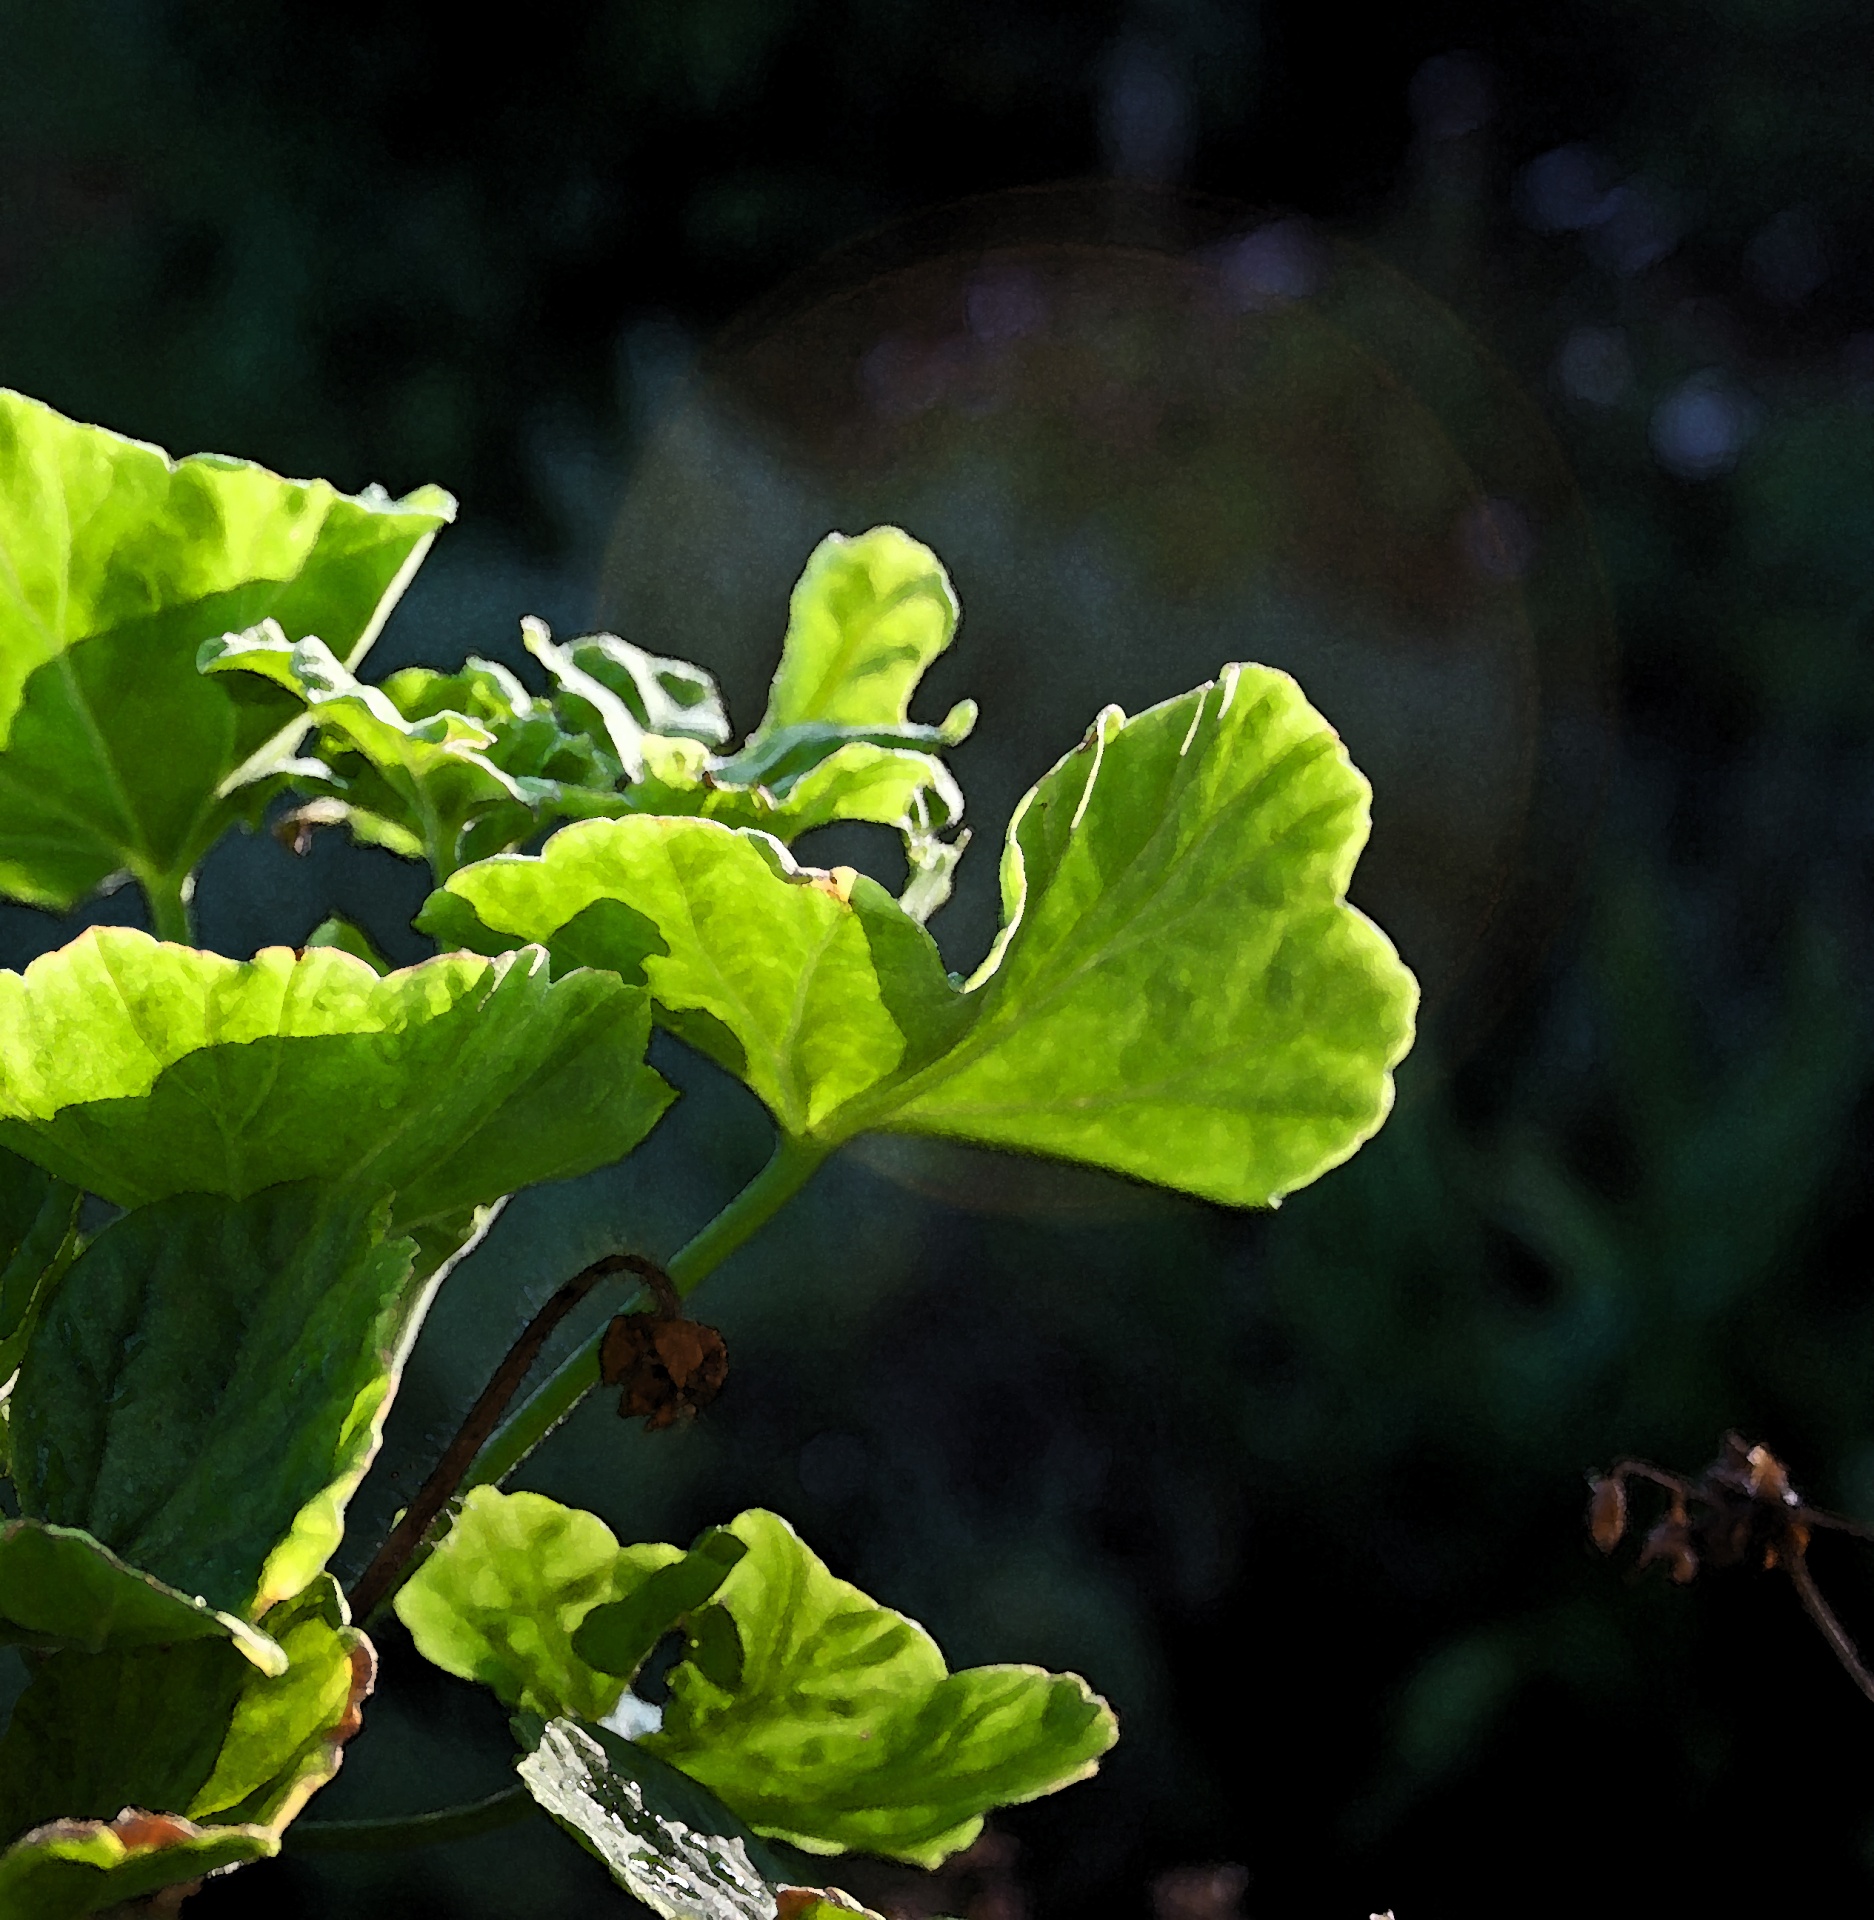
[400,1495,1116,1870]
[204,529,974,911]
[644,1510,1117,1866]
[11,1185,414,1617]
[0,1578,370,1917]
[876,665,1419,1205]
[515,1717,784,1920]
[422,822,966,1138]
[0,928,671,1228]
[0,388,452,917]
[394,1488,683,1721]
[430,665,1417,1206]
[0,1521,285,1670]
[0,1149,77,1383]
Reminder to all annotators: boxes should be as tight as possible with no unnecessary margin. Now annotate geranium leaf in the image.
[0,1146,77,1384]
[0,388,452,911]
[395,1487,682,1722]
[515,1716,785,1920]
[0,927,672,1229]
[870,665,1419,1205]
[10,1184,417,1617]
[438,666,1415,1208]
[739,528,965,741]
[0,1578,371,1915]
[0,1520,285,1671]
[201,623,532,877]
[643,1511,1116,1867]
[423,821,966,1139]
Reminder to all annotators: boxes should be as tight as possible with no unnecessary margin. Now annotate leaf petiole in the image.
[140,865,195,945]
[287,1783,536,1853]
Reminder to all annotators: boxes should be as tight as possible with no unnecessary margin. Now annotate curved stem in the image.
[142,867,194,945]
[347,1253,663,1622]
[287,1784,535,1854]
[459,1134,827,1499]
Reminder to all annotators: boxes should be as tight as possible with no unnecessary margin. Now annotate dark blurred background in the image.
[8,2,1874,1915]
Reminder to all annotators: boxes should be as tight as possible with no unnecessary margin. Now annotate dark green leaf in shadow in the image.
[11,1184,417,1616]
[0,1577,372,1914]
[574,1529,748,1682]
[0,1147,77,1384]
[0,928,672,1229]
[0,389,453,911]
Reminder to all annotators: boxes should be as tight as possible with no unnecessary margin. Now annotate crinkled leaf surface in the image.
[0,1146,76,1382]
[0,388,453,909]
[422,820,966,1140]
[0,1578,370,1916]
[207,529,973,894]
[0,1520,284,1670]
[11,1183,417,1617]
[516,1716,781,1920]
[644,1511,1116,1867]
[431,666,1416,1206]
[201,623,528,874]
[0,927,671,1228]
[395,1488,682,1721]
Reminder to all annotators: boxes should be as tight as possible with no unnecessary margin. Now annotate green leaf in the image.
[0,388,452,912]
[187,1577,375,1829]
[422,821,966,1140]
[302,913,391,973]
[0,1146,77,1383]
[0,926,672,1229]
[741,528,965,740]
[873,665,1419,1204]
[434,665,1416,1208]
[0,1812,270,1920]
[0,1578,371,1915]
[515,1716,781,1920]
[573,1528,748,1681]
[11,1183,418,1616]
[0,1520,285,1671]
[201,623,535,878]
[395,1487,682,1722]
[643,1510,1117,1867]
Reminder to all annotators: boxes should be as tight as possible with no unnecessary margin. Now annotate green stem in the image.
[142,867,194,945]
[287,1784,535,1853]
[459,1133,827,1498]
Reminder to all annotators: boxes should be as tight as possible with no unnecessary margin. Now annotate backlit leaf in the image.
[432,666,1415,1206]
[0,1520,284,1671]
[0,927,671,1229]
[423,821,965,1139]
[395,1488,682,1722]
[0,388,452,911]
[644,1511,1116,1867]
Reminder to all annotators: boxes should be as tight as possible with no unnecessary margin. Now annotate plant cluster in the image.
[0,390,1415,1919]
